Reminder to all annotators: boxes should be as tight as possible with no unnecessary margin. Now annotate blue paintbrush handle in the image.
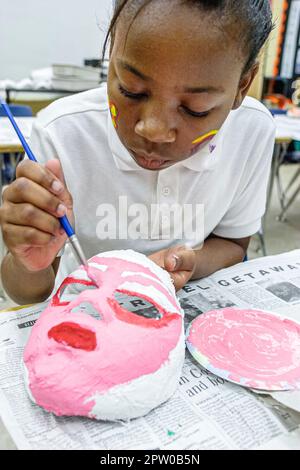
[1,100,75,237]
[59,215,75,237]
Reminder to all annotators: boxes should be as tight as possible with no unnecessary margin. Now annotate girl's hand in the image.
[149,245,196,291]
[0,159,74,273]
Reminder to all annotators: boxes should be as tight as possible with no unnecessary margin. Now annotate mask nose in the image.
[71,302,102,320]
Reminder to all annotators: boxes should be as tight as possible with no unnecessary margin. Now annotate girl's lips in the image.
[130,151,172,170]
[136,156,169,170]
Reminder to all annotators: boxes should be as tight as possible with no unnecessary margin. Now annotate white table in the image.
[0,116,36,203]
[270,115,300,219]
[0,117,35,153]
[1,250,300,450]
[266,115,300,211]
[274,114,300,141]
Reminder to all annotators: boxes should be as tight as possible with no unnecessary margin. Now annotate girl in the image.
[0,0,275,304]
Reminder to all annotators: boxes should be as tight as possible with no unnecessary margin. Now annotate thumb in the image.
[164,245,195,273]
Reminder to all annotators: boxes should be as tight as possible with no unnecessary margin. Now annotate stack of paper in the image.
[50,64,101,91]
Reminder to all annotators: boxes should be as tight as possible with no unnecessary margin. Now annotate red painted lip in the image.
[48,322,97,351]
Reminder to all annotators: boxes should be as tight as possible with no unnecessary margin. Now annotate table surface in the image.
[0,117,35,153]
[1,250,300,450]
[274,115,300,141]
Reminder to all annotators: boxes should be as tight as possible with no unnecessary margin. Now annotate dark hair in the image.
[103,0,274,74]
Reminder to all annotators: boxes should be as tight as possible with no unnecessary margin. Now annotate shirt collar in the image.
[107,101,225,173]
[180,126,224,172]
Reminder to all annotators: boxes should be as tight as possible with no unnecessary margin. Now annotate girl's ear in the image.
[232,61,260,110]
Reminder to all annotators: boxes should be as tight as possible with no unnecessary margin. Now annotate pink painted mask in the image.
[23,250,185,421]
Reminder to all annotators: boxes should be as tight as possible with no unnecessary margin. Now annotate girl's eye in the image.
[118,84,146,100]
[182,106,210,118]
[118,84,210,118]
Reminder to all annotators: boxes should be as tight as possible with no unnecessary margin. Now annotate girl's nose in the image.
[135,114,176,144]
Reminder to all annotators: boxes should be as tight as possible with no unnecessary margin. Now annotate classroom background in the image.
[0,0,299,308]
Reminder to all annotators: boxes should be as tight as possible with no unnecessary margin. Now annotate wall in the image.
[0,0,112,80]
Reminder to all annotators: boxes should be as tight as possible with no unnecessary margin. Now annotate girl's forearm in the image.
[192,236,248,280]
[1,253,58,305]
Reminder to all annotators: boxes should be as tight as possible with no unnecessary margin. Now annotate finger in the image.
[45,159,73,209]
[16,159,64,194]
[16,159,71,205]
[164,245,196,273]
[45,159,66,184]
[170,270,192,291]
[148,250,166,268]
[2,223,57,248]
[4,203,63,237]
[3,179,68,218]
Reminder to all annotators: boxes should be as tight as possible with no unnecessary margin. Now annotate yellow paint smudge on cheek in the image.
[192,129,218,145]
[109,101,119,129]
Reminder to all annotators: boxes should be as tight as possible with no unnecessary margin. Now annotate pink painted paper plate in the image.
[186,307,300,391]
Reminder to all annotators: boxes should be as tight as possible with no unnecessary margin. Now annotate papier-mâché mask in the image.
[23,250,185,421]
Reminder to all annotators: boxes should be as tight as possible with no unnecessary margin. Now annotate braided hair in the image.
[103,0,274,74]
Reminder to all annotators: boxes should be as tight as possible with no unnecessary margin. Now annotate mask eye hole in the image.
[71,302,102,320]
[52,277,97,307]
[113,292,163,320]
[61,281,97,299]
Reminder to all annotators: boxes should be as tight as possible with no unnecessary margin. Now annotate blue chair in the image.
[269,109,288,116]
[0,104,33,184]
[0,104,33,118]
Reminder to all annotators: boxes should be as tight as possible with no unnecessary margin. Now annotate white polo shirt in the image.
[29,84,276,286]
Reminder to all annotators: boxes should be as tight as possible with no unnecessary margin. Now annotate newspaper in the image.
[1,249,300,450]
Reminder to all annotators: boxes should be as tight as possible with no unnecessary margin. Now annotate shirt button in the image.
[162,187,170,196]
